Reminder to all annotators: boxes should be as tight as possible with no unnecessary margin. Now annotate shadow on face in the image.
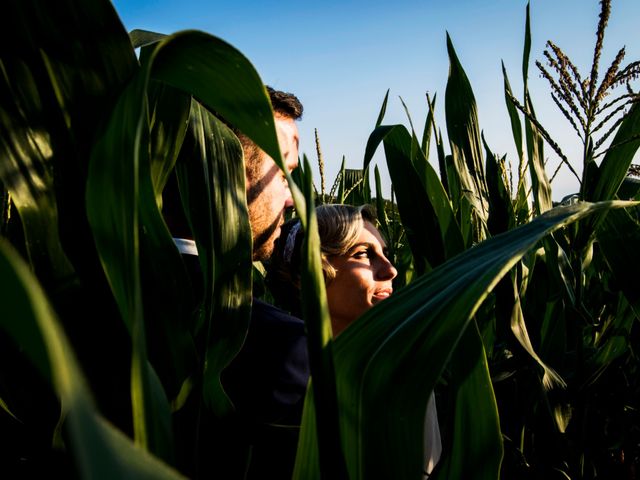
[246,160,280,206]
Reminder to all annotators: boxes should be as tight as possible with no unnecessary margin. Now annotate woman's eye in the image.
[353,250,369,259]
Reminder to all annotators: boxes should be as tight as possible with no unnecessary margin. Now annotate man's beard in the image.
[252,212,283,261]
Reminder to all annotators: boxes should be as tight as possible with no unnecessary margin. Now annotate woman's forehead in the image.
[353,221,386,248]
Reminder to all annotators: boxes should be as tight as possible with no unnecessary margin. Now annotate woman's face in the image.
[325,221,397,336]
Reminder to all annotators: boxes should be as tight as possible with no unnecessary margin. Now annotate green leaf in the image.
[433,323,502,480]
[297,200,632,480]
[502,62,524,172]
[364,124,446,273]
[148,31,283,170]
[87,28,279,450]
[130,29,167,49]
[0,239,185,479]
[294,157,348,479]
[524,93,552,214]
[445,33,489,237]
[522,3,532,86]
[175,102,252,416]
[375,89,390,128]
[484,135,514,235]
[421,93,437,159]
[597,208,640,315]
[0,0,136,286]
[87,66,174,459]
[590,102,640,203]
[138,83,198,404]
[374,165,391,244]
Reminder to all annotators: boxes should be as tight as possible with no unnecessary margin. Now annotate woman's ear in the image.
[320,254,335,283]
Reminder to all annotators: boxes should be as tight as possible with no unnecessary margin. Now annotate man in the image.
[222,87,309,479]
[239,87,302,261]
[165,87,309,478]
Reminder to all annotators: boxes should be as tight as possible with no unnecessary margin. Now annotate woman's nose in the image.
[377,256,397,280]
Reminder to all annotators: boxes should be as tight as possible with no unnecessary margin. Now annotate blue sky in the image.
[112,0,640,200]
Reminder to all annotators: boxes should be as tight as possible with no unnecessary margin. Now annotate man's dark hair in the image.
[239,87,302,177]
[266,86,303,119]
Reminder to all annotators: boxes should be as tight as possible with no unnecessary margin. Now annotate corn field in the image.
[1,0,639,479]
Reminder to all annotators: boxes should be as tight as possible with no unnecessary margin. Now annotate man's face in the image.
[246,113,299,261]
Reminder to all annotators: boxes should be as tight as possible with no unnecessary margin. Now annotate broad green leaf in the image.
[597,208,640,315]
[413,138,465,259]
[592,295,636,368]
[484,135,514,235]
[148,82,191,205]
[445,33,489,237]
[295,157,348,479]
[363,125,395,172]
[538,298,567,365]
[0,0,136,285]
[148,31,282,170]
[87,28,280,450]
[433,323,502,480]
[296,200,633,480]
[139,83,198,402]
[175,102,252,416]
[0,239,184,479]
[87,67,174,459]
[524,93,552,215]
[509,275,566,390]
[364,124,445,273]
[589,102,640,203]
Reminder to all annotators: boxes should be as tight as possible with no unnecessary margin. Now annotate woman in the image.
[267,203,441,476]
[269,204,396,334]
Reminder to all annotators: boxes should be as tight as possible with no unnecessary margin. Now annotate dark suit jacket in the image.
[222,299,309,478]
[176,245,309,478]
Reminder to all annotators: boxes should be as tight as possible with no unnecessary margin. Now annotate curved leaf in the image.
[297,201,634,480]
[0,239,184,479]
[294,156,348,479]
[445,33,489,235]
[175,102,252,415]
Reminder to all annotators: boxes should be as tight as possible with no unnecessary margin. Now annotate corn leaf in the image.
[524,94,553,214]
[0,0,136,285]
[87,66,174,459]
[484,135,514,235]
[375,89,390,128]
[364,124,445,273]
[597,208,640,315]
[148,31,282,170]
[432,322,502,480]
[0,239,185,479]
[174,101,252,416]
[296,200,633,480]
[444,33,489,236]
[502,63,525,172]
[590,102,640,203]
[294,157,348,479]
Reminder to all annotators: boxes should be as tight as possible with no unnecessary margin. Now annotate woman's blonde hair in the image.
[315,204,376,281]
[266,204,377,315]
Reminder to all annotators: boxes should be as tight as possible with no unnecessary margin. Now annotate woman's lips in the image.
[372,288,393,300]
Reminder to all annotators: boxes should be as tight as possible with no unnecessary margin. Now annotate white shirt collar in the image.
[173,238,198,256]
